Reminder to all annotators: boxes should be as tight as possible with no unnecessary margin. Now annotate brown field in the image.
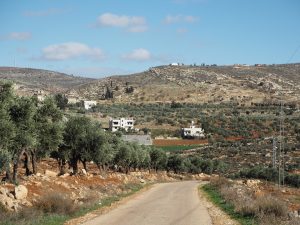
[153,139,208,146]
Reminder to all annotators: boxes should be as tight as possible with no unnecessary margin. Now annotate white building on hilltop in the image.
[109,118,134,132]
[84,100,97,110]
[181,121,205,139]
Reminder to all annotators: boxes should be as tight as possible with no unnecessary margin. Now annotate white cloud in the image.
[39,42,105,61]
[122,48,152,61]
[0,32,32,41]
[96,13,148,32]
[163,15,198,24]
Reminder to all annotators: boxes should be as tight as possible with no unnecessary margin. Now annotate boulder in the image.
[140,179,146,184]
[59,173,70,178]
[20,199,32,207]
[0,194,15,210]
[81,169,87,176]
[0,187,7,195]
[14,185,28,200]
[44,170,57,177]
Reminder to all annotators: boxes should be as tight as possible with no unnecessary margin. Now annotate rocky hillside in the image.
[1,64,299,105]
[71,63,300,104]
[0,67,94,96]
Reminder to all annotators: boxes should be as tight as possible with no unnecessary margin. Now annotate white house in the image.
[181,121,205,139]
[109,118,134,132]
[84,100,97,110]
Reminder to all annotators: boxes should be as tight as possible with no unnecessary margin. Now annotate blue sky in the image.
[0,0,299,78]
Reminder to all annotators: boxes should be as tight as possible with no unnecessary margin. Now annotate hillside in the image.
[1,64,299,105]
[0,67,95,96]
[71,63,300,104]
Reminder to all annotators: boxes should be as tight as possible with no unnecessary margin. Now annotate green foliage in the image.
[35,97,64,157]
[167,154,183,173]
[159,145,200,152]
[54,93,68,110]
[235,166,300,188]
[149,147,167,171]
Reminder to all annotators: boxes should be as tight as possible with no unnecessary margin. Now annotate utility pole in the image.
[272,137,277,168]
[278,98,285,187]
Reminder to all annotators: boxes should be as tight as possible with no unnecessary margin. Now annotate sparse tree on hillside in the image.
[31,97,64,174]
[9,97,37,183]
[63,116,93,174]
[114,143,136,174]
[54,93,68,110]
[0,82,16,180]
[149,147,167,172]
[167,154,184,173]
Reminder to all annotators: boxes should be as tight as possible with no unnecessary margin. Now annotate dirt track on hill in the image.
[81,181,211,225]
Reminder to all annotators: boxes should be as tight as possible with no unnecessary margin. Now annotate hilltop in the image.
[1,64,300,105]
[70,63,300,104]
[0,67,94,96]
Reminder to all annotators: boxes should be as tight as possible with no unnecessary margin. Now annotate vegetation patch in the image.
[159,145,201,152]
[201,183,255,225]
[0,183,144,225]
[202,177,295,225]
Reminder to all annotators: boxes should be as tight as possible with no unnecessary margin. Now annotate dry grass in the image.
[35,192,77,215]
[255,195,287,218]
[209,177,295,225]
[210,176,230,189]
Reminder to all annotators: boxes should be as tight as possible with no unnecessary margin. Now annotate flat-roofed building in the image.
[181,121,205,139]
[109,118,134,132]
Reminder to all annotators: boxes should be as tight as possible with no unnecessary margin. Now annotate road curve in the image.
[81,181,211,225]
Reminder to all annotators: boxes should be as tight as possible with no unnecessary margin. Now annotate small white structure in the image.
[84,100,97,110]
[171,62,179,66]
[109,118,134,132]
[181,121,205,139]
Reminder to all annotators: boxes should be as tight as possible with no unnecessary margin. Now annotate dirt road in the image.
[81,181,212,225]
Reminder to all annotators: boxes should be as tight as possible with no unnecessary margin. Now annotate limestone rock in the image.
[140,179,146,183]
[81,169,87,176]
[14,185,28,200]
[0,194,15,210]
[59,173,70,178]
[0,187,7,195]
[44,170,57,177]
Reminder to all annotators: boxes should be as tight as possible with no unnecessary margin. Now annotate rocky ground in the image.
[0,158,178,212]
[0,158,299,224]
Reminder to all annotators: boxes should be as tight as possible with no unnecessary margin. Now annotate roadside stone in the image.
[0,194,15,210]
[140,179,146,183]
[44,170,57,177]
[81,169,87,176]
[7,193,15,199]
[20,199,32,207]
[60,173,70,178]
[14,185,28,200]
[0,187,7,195]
